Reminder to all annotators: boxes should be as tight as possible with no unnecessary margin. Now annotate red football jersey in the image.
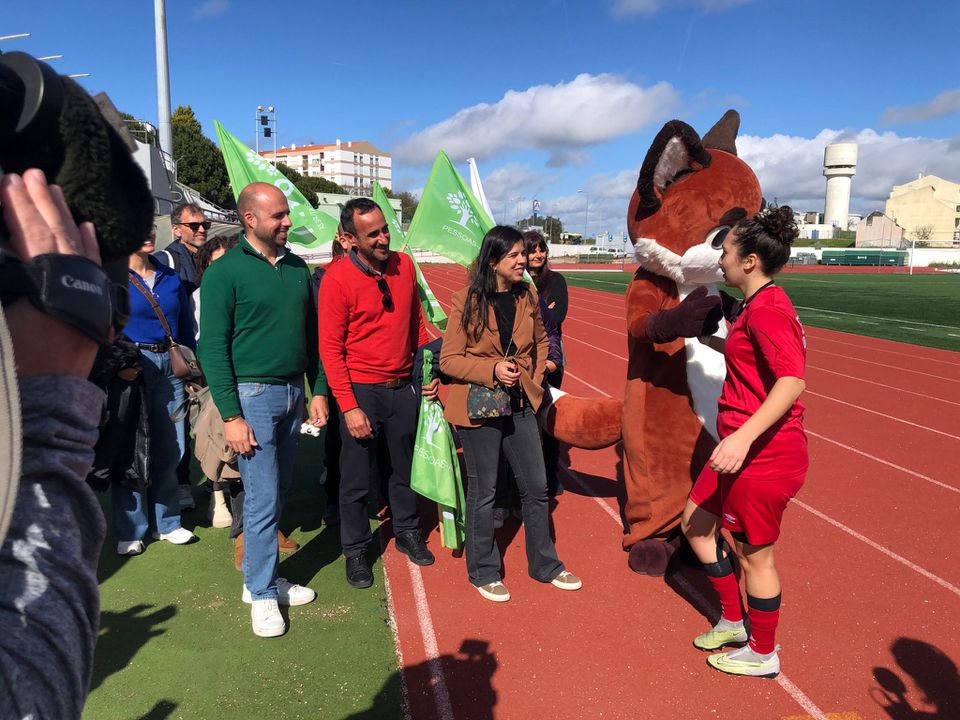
[717,284,808,479]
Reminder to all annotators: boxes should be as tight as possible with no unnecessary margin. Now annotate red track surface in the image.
[379,265,960,720]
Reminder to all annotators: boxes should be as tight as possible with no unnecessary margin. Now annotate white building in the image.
[823,142,858,228]
[261,139,392,195]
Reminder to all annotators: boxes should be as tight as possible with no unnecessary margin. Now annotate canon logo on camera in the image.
[61,275,104,296]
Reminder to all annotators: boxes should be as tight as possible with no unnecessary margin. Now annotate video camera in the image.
[0,50,155,344]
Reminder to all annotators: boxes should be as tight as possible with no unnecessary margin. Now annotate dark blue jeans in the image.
[459,407,564,587]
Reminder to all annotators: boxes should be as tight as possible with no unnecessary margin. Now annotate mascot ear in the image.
[702,109,740,156]
[633,120,711,223]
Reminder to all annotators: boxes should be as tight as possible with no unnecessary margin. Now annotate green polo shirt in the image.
[198,235,326,419]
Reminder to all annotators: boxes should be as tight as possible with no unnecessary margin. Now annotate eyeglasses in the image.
[376,277,393,310]
[177,221,212,232]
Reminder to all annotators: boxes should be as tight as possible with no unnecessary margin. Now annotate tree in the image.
[396,191,419,222]
[911,224,934,247]
[276,164,347,208]
[171,105,233,209]
[517,214,564,243]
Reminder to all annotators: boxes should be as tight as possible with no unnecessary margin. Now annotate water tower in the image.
[823,142,858,228]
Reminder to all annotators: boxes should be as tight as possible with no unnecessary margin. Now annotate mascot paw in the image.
[627,539,678,577]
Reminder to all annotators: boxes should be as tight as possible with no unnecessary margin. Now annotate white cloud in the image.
[193,0,229,20]
[393,74,680,165]
[611,0,756,18]
[737,128,960,213]
[881,89,960,125]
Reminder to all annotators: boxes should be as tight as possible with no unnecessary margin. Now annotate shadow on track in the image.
[342,639,498,720]
[872,637,960,719]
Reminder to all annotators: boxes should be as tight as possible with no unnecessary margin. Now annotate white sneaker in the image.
[242,577,316,606]
[152,527,197,545]
[550,570,582,591]
[492,507,509,530]
[250,599,285,638]
[117,540,145,556]
[210,490,232,528]
[177,484,195,510]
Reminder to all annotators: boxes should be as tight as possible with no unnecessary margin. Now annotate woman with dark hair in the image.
[440,226,581,602]
[681,206,807,678]
[115,228,198,554]
[523,230,567,495]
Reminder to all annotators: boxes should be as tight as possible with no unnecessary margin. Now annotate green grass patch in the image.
[561,271,960,352]
[85,438,403,720]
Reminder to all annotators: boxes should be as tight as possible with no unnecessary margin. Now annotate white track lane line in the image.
[560,465,828,720]
[805,390,960,441]
[800,333,960,367]
[791,500,960,599]
[807,430,959,495]
[407,563,454,720]
[382,563,414,720]
[807,365,960,408]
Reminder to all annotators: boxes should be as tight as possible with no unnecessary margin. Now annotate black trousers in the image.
[324,396,342,508]
[459,407,564,587]
[338,382,420,558]
[543,366,564,494]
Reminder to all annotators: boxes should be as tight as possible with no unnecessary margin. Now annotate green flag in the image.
[410,349,465,549]
[371,182,448,331]
[214,120,338,250]
[404,151,495,267]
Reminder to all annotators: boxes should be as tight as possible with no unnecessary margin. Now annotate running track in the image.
[378,264,960,720]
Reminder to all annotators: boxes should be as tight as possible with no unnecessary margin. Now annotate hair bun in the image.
[758,204,798,246]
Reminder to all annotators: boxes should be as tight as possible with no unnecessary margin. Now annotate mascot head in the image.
[627,110,762,286]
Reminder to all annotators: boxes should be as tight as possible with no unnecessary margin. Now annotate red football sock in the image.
[707,572,743,624]
[747,594,781,654]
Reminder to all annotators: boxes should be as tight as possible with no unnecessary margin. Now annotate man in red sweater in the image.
[319,198,439,588]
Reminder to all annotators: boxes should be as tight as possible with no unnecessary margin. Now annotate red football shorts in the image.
[689,464,805,546]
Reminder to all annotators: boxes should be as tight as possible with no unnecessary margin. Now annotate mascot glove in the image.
[645,286,723,343]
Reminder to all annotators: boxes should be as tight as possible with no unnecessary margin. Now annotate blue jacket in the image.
[126,259,196,349]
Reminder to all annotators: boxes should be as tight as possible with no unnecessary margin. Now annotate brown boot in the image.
[278,530,299,553]
[234,533,243,571]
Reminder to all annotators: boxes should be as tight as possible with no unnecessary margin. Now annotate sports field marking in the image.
[561,462,831,720]
[564,334,629,361]
[807,430,959,495]
[858,321,879,325]
[793,306,960,331]
[383,563,414,720]
[807,364,960,408]
[809,349,960,384]
[805,390,960,440]
[407,562,454,720]
[792,500,960,599]
[563,369,615,396]
[803,332,960,369]
[898,326,923,331]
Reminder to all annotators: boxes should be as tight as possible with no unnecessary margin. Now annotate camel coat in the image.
[440,286,549,428]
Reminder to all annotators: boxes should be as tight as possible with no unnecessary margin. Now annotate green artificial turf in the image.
[85,438,404,720]
[561,271,960,352]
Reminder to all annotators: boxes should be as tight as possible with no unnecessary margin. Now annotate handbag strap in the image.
[129,271,175,342]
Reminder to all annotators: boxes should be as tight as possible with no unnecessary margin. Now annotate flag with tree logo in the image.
[410,349,465,549]
[214,121,338,251]
[371,182,448,330]
[404,151,494,267]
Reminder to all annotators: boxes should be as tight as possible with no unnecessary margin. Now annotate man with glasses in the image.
[199,183,328,637]
[319,198,439,589]
[156,202,211,511]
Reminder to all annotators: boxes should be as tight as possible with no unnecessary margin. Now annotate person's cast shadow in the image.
[341,638,498,720]
[872,637,960,719]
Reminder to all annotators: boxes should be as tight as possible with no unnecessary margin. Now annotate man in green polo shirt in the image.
[199,182,328,638]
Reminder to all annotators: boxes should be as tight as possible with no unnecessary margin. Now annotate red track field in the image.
[378,264,960,720]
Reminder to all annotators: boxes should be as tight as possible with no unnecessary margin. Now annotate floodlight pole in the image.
[154,0,173,158]
[909,236,916,276]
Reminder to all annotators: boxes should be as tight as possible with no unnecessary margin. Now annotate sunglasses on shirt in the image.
[376,277,393,310]
[176,221,212,232]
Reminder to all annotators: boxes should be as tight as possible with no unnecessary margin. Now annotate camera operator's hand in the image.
[1,170,102,379]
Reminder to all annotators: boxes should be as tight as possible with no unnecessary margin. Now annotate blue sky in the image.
[5,0,959,237]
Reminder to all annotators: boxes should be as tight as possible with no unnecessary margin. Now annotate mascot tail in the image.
[541,387,622,450]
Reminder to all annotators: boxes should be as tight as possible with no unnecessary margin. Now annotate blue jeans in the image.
[237,380,304,600]
[111,349,184,541]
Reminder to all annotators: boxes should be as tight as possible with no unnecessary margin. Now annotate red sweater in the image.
[319,251,428,411]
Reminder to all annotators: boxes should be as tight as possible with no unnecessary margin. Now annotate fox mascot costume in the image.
[547,110,763,575]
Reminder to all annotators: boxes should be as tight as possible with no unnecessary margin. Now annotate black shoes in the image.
[345,552,373,589]
[395,530,435,566]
